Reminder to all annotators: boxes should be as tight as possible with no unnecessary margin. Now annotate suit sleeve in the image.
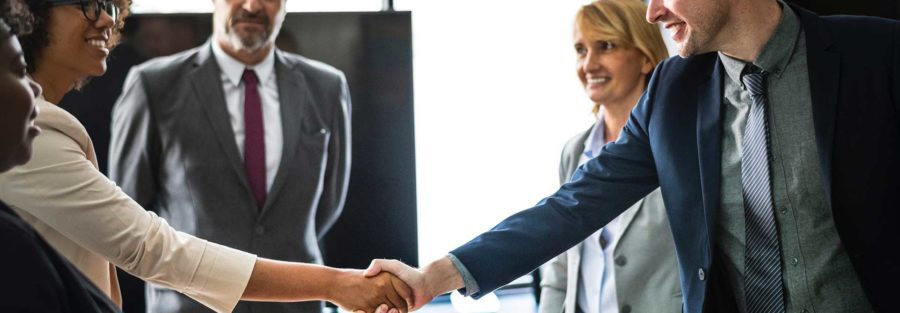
[449,64,664,298]
[109,68,159,210]
[315,73,352,238]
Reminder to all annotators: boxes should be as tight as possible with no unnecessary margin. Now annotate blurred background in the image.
[58,0,898,312]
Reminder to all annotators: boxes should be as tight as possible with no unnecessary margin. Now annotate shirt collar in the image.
[719,0,801,82]
[210,40,276,86]
[583,108,608,159]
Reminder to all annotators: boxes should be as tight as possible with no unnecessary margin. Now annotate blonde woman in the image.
[538,0,680,312]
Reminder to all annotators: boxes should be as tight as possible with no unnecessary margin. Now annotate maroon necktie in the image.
[242,69,266,209]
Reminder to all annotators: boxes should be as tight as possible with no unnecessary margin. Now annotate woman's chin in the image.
[85,66,108,78]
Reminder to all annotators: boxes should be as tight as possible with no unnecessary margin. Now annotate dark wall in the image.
[58,12,415,312]
[788,0,899,19]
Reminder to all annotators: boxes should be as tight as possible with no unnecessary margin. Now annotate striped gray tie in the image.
[741,66,785,313]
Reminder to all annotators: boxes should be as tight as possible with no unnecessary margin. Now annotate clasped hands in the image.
[333,258,457,313]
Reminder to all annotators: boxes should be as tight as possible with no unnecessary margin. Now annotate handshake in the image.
[329,257,462,313]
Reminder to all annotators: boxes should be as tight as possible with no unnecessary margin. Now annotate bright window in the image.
[398,0,595,263]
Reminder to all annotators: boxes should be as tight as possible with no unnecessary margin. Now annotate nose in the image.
[28,80,42,99]
[242,0,262,13]
[95,7,116,29]
[646,0,666,24]
[583,50,602,73]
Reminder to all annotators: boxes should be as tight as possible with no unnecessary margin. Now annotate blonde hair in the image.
[575,0,668,114]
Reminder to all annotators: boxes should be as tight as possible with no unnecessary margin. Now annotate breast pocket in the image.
[283,127,330,197]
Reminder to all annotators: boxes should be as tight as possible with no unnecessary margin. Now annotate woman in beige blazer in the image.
[0,1,408,313]
[538,1,681,312]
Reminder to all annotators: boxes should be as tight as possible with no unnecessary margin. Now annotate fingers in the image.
[390,274,415,310]
[366,259,410,278]
[369,260,419,285]
[375,304,389,313]
[364,259,387,277]
[382,282,408,313]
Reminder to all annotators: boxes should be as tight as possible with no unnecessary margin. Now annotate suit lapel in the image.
[614,198,644,240]
[190,44,255,211]
[696,58,724,245]
[259,51,314,216]
[571,127,591,169]
[795,5,838,200]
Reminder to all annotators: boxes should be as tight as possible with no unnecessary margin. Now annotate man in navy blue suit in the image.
[366,0,900,312]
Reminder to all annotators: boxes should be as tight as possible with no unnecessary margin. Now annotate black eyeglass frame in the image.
[47,0,119,22]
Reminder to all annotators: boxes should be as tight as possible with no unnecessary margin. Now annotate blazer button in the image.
[320,128,327,134]
[255,226,265,235]
[615,256,627,266]
[698,268,706,281]
[620,305,631,313]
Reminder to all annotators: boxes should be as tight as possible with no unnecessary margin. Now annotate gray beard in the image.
[225,29,269,53]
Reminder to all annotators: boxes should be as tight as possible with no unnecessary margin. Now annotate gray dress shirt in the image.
[716,3,872,313]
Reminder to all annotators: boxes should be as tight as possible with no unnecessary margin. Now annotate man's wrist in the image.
[421,257,464,297]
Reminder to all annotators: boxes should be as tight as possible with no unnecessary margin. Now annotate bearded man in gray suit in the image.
[109,0,350,312]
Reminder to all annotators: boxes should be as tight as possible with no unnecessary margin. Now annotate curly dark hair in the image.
[1,0,35,37]
[18,0,130,73]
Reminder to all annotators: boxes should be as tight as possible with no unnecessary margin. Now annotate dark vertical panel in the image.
[320,12,418,269]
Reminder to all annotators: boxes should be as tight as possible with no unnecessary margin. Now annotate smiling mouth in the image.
[588,77,609,85]
[665,21,684,30]
[88,39,109,49]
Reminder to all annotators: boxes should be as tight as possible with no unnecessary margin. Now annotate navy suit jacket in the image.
[451,6,899,313]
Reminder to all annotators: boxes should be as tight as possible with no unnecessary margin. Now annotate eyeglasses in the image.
[47,0,119,23]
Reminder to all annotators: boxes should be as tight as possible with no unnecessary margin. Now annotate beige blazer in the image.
[0,98,257,313]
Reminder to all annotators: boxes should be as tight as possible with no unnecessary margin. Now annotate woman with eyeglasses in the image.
[0,1,120,311]
[0,1,409,312]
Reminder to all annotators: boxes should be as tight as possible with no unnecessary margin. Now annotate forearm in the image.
[421,257,465,298]
[242,258,344,302]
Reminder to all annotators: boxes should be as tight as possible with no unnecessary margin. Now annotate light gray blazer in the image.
[538,127,681,313]
[109,42,351,313]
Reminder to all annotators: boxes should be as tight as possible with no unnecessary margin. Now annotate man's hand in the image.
[330,270,412,313]
[364,258,464,311]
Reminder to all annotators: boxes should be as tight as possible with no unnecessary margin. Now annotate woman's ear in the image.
[641,56,653,75]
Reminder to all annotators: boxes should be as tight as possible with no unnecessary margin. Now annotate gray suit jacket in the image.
[109,42,351,313]
[538,127,680,313]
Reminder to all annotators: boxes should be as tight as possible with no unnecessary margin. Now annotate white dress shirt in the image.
[577,108,623,313]
[211,42,282,191]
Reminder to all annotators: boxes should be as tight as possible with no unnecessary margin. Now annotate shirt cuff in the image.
[447,253,480,297]
[183,242,257,313]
